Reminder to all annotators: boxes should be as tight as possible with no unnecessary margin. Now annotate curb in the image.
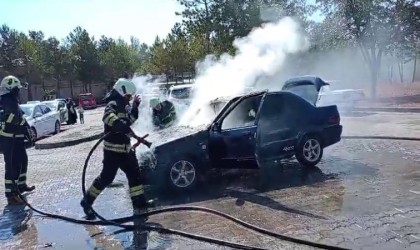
[342,135,420,141]
[35,132,104,150]
[353,107,420,113]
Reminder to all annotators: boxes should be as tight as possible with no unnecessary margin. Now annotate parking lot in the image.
[1,110,420,250]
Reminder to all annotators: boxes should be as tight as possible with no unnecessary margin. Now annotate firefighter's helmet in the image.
[0,76,28,96]
[149,98,160,108]
[113,78,136,97]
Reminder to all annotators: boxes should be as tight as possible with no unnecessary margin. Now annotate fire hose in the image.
[9,132,353,250]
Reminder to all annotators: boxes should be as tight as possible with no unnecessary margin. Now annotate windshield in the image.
[170,87,194,99]
[44,102,57,110]
[80,95,92,101]
[20,106,34,116]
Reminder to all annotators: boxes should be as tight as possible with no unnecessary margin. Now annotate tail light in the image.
[328,114,340,125]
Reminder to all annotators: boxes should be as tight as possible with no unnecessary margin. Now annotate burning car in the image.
[141,89,342,193]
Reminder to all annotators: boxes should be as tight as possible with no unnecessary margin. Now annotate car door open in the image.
[255,93,306,166]
[208,94,263,169]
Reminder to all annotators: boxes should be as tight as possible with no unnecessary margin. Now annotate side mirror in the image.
[34,112,42,118]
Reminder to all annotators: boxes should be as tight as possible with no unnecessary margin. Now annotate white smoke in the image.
[131,74,168,135]
[178,17,310,126]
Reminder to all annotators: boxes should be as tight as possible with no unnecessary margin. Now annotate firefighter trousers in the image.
[85,149,147,209]
[3,139,29,197]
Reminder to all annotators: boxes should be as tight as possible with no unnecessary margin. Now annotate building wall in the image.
[19,80,110,103]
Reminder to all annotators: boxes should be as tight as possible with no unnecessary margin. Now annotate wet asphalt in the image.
[1,110,420,249]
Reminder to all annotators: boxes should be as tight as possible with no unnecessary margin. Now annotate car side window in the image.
[40,105,51,114]
[258,94,284,120]
[221,95,262,130]
[33,106,43,116]
[259,93,312,126]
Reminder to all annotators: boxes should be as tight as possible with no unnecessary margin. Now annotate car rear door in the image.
[208,93,264,169]
[255,93,311,166]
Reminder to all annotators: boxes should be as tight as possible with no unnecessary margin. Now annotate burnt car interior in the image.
[221,95,262,130]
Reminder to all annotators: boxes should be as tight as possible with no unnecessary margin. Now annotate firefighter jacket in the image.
[102,93,139,153]
[152,100,176,128]
[0,94,30,141]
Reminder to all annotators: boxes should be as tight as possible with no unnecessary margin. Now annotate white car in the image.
[317,80,365,108]
[168,84,196,106]
[20,103,61,141]
[42,100,68,124]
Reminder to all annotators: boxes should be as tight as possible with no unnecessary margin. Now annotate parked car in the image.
[27,100,41,104]
[20,103,61,141]
[78,93,97,109]
[168,84,196,106]
[318,80,365,108]
[42,100,68,124]
[281,76,365,108]
[141,90,342,193]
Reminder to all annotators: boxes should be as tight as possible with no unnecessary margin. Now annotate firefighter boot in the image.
[7,195,26,206]
[132,196,155,224]
[19,185,36,193]
[80,195,96,220]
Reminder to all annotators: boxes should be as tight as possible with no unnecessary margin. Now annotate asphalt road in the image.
[0,111,419,250]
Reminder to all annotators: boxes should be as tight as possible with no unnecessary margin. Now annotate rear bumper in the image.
[322,124,342,147]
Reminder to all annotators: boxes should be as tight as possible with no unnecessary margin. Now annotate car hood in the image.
[150,124,207,148]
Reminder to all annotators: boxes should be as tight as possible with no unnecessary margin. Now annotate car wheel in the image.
[31,127,37,142]
[165,157,199,192]
[53,121,61,135]
[296,135,323,167]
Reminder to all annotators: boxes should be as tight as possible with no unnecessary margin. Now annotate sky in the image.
[1,0,184,45]
[1,0,322,46]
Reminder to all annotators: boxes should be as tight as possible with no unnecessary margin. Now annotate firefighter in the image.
[149,98,176,129]
[80,78,151,220]
[0,75,35,205]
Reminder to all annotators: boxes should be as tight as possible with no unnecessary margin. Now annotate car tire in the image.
[164,157,200,193]
[295,134,323,167]
[31,127,37,142]
[53,121,61,135]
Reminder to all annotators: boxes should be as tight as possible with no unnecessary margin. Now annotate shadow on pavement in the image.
[151,161,337,220]
[0,205,33,240]
[111,222,170,250]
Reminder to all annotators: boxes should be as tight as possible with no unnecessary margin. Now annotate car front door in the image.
[40,105,55,133]
[32,105,46,137]
[208,94,263,169]
[255,93,310,166]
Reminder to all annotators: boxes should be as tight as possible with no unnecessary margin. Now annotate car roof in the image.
[169,84,194,90]
[20,103,39,108]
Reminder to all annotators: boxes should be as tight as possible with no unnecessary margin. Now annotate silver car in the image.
[42,100,68,124]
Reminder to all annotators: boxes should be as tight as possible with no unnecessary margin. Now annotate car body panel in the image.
[145,89,342,175]
[79,93,97,109]
[42,100,68,123]
[20,103,60,139]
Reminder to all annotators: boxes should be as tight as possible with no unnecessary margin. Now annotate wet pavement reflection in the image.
[1,138,420,249]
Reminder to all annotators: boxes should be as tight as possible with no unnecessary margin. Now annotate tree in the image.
[66,26,101,92]
[316,0,394,98]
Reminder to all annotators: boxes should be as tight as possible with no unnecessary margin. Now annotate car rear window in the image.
[80,95,93,101]
[170,87,193,99]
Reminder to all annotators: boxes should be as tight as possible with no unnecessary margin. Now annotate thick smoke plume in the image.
[179,17,310,126]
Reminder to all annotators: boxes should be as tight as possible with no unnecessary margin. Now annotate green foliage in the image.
[0,0,418,98]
